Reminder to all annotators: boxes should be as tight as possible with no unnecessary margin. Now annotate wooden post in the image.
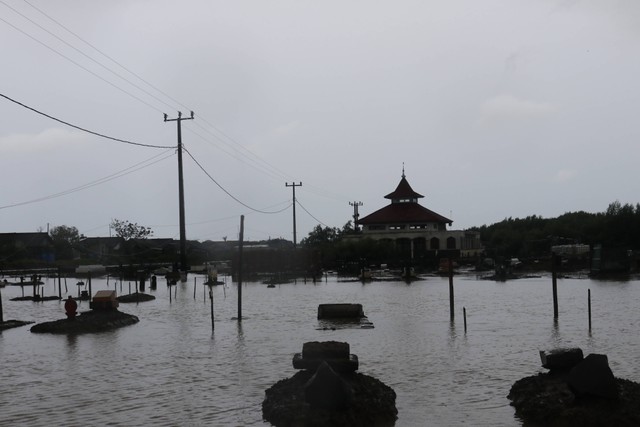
[57,268,62,300]
[0,287,3,323]
[552,253,559,319]
[463,307,467,333]
[238,215,244,321]
[588,289,592,331]
[193,276,197,299]
[88,272,92,300]
[448,258,455,322]
[209,285,215,331]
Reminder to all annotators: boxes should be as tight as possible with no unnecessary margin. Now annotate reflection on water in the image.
[0,275,639,426]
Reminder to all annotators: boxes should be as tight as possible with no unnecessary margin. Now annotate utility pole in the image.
[349,201,363,231]
[164,111,194,273]
[285,182,302,248]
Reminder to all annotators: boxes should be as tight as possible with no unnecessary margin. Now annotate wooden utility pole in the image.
[285,182,302,248]
[238,215,244,321]
[552,253,559,319]
[349,201,363,231]
[448,257,455,322]
[164,111,194,273]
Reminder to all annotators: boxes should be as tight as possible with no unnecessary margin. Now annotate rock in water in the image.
[304,361,352,410]
[568,354,619,400]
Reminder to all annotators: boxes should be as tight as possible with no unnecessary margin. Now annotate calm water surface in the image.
[1,274,639,426]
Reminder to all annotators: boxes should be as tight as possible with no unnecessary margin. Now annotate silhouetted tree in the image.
[50,225,84,260]
[110,219,153,240]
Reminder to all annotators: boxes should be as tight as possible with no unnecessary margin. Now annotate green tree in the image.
[300,225,340,247]
[110,219,153,240]
[49,225,84,260]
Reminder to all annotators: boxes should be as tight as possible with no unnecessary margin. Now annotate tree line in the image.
[471,201,640,259]
[300,201,640,268]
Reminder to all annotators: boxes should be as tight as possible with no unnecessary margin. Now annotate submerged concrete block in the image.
[318,304,364,319]
[303,341,349,359]
[293,353,359,373]
[540,348,584,371]
[293,341,358,373]
[90,290,119,310]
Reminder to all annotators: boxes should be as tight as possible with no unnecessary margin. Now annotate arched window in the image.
[447,237,456,249]
[430,237,440,250]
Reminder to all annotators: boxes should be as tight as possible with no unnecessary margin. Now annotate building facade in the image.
[355,173,482,260]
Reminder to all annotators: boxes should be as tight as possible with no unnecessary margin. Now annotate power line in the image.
[0,93,173,149]
[5,2,350,205]
[0,149,174,210]
[183,147,292,215]
[17,0,291,184]
[21,0,186,113]
[2,0,178,113]
[0,13,166,114]
[296,198,328,228]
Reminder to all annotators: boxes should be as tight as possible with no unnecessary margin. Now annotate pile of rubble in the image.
[262,341,397,427]
[508,348,640,426]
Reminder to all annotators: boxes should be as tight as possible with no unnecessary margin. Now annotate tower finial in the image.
[402,162,405,178]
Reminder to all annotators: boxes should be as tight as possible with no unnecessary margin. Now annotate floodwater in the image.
[1,274,639,426]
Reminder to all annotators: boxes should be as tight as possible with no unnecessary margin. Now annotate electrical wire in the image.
[18,0,290,185]
[0,149,174,210]
[0,13,167,114]
[2,0,178,113]
[0,93,173,149]
[21,0,185,113]
[183,147,292,215]
[296,198,328,228]
[5,2,350,206]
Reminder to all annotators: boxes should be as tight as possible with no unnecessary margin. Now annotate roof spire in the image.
[402,162,405,178]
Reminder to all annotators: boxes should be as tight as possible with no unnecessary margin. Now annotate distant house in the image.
[0,232,55,264]
[74,237,125,263]
[355,172,482,260]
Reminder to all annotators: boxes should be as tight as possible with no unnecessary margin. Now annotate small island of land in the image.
[262,341,397,427]
[508,349,640,426]
[117,292,156,303]
[30,309,139,334]
[262,369,397,427]
[0,319,35,331]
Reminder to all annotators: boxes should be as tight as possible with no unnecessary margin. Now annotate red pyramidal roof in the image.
[384,176,424,200]
[359,174,452,226]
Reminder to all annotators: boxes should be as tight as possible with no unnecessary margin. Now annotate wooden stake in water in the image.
[57,268,62,300]
[588,288,592,331]
[238,215,245,321]
[0,287,4,323]
[193,277,197,299]
[463,307,467,333]
[448,258,455,322]
[552,253,559,319]
[209,285,215,331]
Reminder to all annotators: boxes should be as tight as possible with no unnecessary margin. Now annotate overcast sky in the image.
[2,0,640,242]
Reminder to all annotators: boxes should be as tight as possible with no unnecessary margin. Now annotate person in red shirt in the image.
[64,296,77,320]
